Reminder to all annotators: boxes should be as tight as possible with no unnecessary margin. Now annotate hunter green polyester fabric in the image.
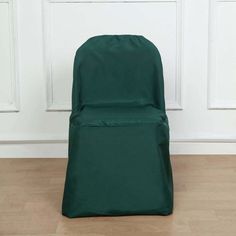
[62,35,173,217]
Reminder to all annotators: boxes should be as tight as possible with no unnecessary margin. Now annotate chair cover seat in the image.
[71,106,167,127]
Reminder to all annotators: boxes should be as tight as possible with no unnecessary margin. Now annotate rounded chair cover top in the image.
[72,35,166,113]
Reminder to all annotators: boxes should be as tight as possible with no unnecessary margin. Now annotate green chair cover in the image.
[62,35,173,217]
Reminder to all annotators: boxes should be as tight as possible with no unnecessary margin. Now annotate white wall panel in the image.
[0,0,19,112]
[208,0,236,109]
[43,0,183,111]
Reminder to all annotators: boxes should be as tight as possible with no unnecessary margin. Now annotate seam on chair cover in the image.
[70,119,168,128]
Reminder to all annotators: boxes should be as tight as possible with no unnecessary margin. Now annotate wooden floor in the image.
[0,156,236,236]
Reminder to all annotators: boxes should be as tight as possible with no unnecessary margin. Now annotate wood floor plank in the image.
[0,156,236,235]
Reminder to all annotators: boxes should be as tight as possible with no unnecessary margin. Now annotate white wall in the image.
[0,0,236,157]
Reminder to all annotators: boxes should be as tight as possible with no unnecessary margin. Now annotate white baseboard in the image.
[170,142,236,155]
[0,139,235,157]
[0,143,68,158]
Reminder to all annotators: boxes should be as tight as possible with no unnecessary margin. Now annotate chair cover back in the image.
[72,35,165,111]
